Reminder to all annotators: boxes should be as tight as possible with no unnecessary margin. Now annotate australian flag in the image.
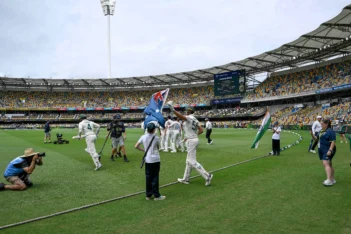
[143,89,169,129]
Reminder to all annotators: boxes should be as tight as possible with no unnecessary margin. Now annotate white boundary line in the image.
[0,131,302,231]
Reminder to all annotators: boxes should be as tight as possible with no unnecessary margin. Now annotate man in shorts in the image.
[1,148,43,191]
[107,114,129,162]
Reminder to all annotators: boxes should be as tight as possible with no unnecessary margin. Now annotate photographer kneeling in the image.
[0,148,43,191]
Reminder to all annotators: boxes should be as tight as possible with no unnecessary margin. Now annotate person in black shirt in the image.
[107,114,129,162]
[44,121,51,144]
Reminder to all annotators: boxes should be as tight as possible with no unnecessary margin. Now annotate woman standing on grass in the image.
[310,119,336,186]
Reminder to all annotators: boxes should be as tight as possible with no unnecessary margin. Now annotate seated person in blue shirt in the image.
[0,148,43,191]
[310,119,336,187]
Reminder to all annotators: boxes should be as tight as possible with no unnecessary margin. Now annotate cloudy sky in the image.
[0,0,349,79]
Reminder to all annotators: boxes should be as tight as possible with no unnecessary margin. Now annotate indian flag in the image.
[251,111,271,149]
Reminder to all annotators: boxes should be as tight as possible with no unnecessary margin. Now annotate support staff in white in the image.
[78,114,102,170]
[205,118,213,145]
[272,122,281,156]
[310,116,322,153]
[168,103,213,186]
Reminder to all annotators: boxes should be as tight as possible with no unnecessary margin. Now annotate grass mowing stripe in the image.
[0,154,270,231]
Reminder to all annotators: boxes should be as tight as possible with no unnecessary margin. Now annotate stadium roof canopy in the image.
[2,4,351,91]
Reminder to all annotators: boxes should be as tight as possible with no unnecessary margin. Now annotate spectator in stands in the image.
[309,116,322,154]
[310,119,336,186]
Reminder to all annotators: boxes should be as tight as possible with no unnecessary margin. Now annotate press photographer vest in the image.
[110,121,124,138]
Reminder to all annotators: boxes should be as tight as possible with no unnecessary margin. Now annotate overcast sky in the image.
[0,0,349,79]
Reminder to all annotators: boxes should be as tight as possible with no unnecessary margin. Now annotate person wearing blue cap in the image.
[135,122,166,201]
[272,121,281,156]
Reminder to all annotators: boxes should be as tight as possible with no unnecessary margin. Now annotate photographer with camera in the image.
[0,148,44,191]
[107,114,129,162]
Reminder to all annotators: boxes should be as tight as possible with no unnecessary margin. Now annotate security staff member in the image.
[205,118,213,145]
[107,114,129,162]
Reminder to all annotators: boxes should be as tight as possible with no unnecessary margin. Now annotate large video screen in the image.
[214,70,246,96]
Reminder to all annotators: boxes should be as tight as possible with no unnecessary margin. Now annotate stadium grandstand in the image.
[1,4,351,133]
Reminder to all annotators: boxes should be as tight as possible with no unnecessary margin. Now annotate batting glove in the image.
[167,101,174,112]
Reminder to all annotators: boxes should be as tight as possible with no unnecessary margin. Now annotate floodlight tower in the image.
[100,0,116,78]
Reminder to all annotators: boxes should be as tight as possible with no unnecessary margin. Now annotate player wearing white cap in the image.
[309,116,322,153]
[167,102,213,186]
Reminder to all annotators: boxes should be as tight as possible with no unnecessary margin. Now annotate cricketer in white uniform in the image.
[169,118,184,153]
[78,114,102,170]
[164,116,173,152]
[168,103,213,186]
[159,126,166,151]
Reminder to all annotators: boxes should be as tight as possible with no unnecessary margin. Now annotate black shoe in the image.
[124,156,129,162]
[25,181,33,187]
[0,183,5,191]
[110,156,115,161]
[117,152,122,158]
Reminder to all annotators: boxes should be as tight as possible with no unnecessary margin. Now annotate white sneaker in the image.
[309,150,316,153]
[171,150,176,153]
[154,195,166,201]
[159,148,164,151]
[164,150,169,152]
[332,179,336,184]
[207,143,210,145]
[177,178,189,184]
[346,141,348,144]
[209,141,213,145]
[340,141,343,143]
[323,180,333,186]
[205,174,213,186]
[95,164,102,171]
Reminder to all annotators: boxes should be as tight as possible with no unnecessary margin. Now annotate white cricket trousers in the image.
[85,135,101,167]
[165,130,173,151]
[160,129,165,149]
[182,138,210,181]
[171,130,184,152]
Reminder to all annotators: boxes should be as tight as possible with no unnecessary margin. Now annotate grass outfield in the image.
[1,128,351,233]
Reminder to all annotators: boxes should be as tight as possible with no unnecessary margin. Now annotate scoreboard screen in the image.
[214,70,246,96]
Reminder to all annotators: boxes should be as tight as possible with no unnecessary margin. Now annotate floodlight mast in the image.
[100,0,116,79]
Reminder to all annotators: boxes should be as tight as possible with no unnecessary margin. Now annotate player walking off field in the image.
[205,118,213,145]
[168,103,213,186]
[107,114,129,162]
[164,116,173,152]
[78,114,102,170]
[170,117,184,153]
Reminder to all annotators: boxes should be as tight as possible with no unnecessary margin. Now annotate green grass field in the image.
[1,128,351,234]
